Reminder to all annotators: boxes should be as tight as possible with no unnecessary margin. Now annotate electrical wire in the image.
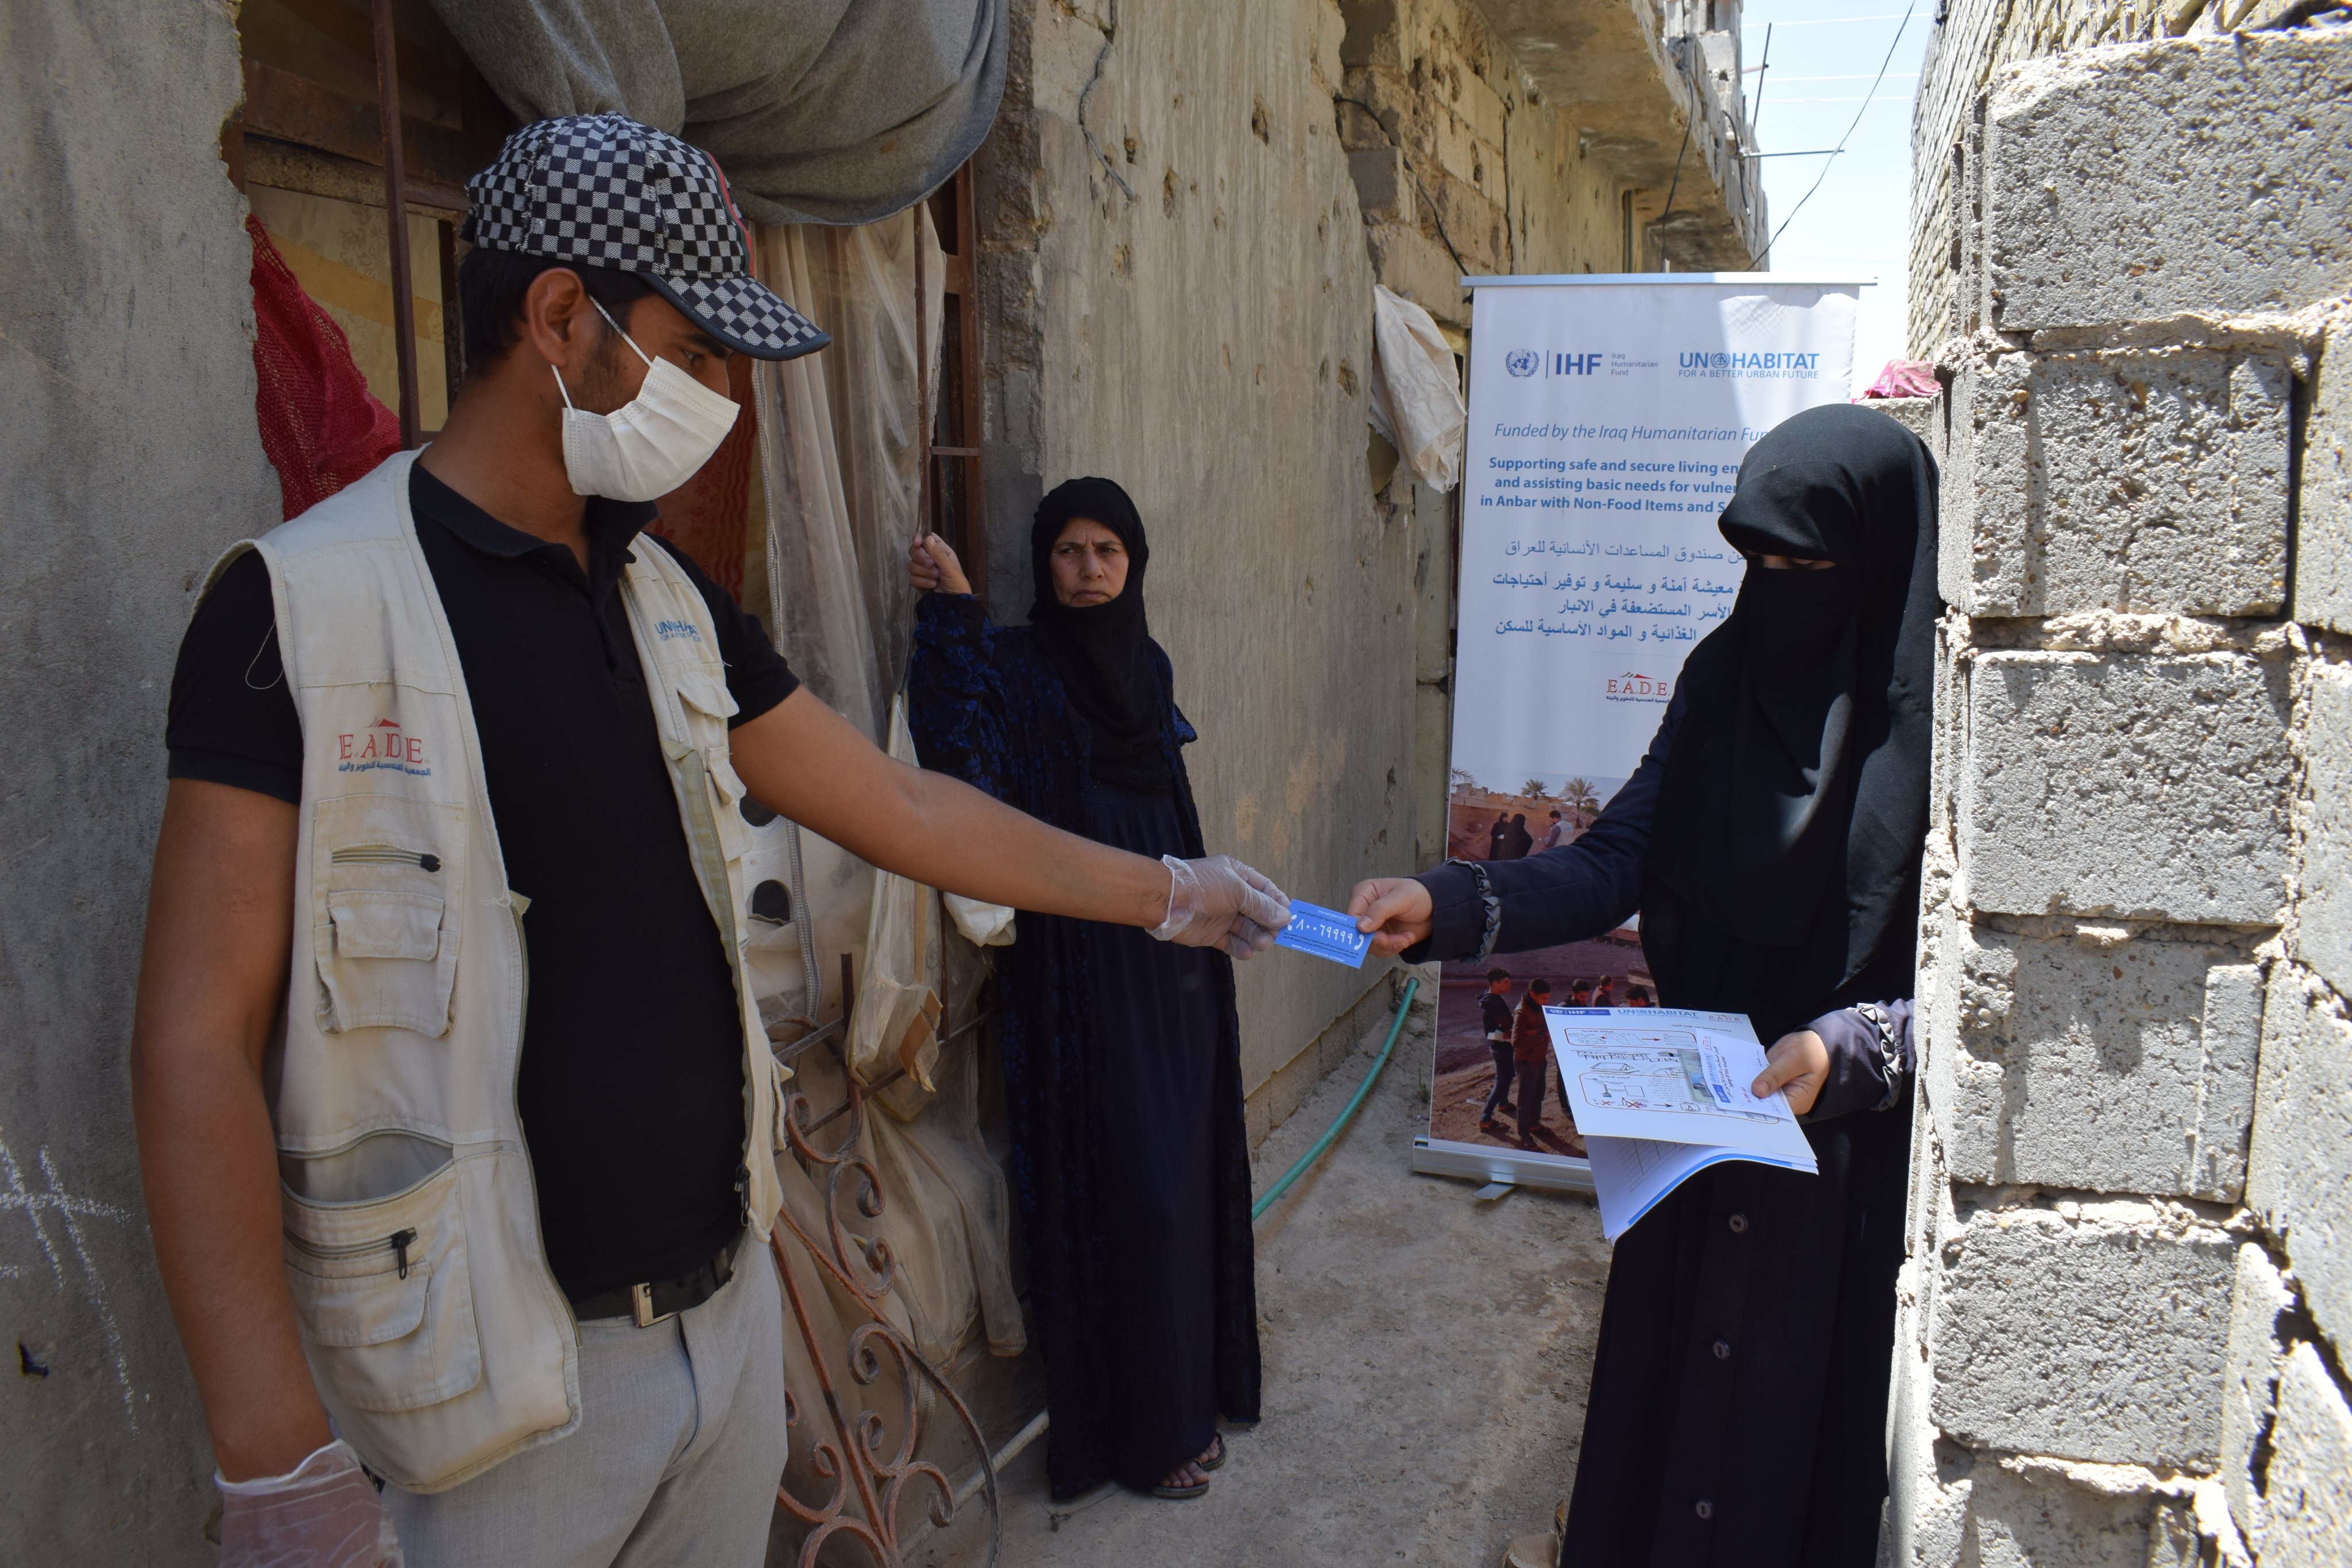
[1745,0,1918,268]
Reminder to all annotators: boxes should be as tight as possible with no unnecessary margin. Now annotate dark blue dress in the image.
[907,594,1259,1497]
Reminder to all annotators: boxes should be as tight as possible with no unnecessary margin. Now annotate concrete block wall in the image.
[1891,20,2352,1567]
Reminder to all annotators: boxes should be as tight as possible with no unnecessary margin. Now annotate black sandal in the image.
[1150,1474,1210,1500]
[1198,1433,1226,1472]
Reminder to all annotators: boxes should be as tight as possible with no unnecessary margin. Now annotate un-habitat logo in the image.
[1677,350,1821,380]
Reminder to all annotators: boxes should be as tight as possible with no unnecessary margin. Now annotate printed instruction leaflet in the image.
[1544,1006,1819,1240]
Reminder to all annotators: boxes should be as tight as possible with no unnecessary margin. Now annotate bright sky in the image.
[1736,0,1932,393]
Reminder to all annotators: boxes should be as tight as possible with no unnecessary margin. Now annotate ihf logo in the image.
[1504,349,1606,377]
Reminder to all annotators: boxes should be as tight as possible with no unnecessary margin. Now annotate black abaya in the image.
[1077,779,1223,1486]
[1407,404,1941,1564]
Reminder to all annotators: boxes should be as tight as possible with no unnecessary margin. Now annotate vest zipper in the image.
[288,1226,420,1279]
[331,845,442,872]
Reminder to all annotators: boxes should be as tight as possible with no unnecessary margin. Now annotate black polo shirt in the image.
[167,464,800,1299]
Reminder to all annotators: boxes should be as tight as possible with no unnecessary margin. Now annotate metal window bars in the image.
[766,955,1004,1568]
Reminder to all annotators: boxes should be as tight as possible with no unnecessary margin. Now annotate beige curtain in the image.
[735,208,1023,1532]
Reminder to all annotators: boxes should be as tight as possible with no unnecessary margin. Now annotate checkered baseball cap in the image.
[463,113,827,361]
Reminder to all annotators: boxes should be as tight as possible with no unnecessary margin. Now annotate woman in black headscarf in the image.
[903,478,1258,1502]
[1351,404,1940,1565]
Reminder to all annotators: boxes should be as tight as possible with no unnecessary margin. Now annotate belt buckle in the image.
[629,1282,675,1329]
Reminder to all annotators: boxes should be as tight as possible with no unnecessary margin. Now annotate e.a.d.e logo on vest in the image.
[338,718,432,776]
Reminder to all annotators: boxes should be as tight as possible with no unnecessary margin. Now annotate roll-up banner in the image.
[1414,273,1864,1195]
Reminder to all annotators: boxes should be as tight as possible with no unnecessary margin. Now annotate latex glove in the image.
[1151,854,1291,959]
[218,1439,403,1568]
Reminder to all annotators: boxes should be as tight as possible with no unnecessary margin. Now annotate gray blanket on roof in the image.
[429,0,1005,226]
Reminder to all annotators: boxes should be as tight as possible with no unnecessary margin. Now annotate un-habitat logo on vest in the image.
[338,719,432,776]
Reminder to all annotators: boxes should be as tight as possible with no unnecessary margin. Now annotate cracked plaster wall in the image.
[1,3,282,1563]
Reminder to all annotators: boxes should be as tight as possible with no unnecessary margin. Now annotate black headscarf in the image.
[1642,404,1940,1040]
[1028,477,1173,795]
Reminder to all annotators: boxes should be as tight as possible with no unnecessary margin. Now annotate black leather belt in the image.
[571,1240,736,1327]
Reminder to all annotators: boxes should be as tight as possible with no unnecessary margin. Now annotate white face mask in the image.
[550,300,740,501]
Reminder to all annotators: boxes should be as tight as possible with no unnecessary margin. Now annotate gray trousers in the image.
[385,1236,788,1568]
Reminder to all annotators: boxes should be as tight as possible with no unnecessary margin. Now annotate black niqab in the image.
[1643,404,1940,1040]
[1028,477,1172,795]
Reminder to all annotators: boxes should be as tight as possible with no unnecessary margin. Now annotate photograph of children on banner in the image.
[1427,769,1657,1162]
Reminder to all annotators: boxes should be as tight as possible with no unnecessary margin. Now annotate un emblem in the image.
[1504,348,1541,378]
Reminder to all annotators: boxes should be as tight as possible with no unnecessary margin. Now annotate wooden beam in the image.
[239,58,494,196]
[372,0,422,448]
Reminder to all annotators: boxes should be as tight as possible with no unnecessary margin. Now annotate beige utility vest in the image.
[211,451,788,1493]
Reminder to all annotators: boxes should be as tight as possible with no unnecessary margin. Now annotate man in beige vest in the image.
[133,115,1287,1568]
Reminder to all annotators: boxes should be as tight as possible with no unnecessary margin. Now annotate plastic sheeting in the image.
[1367,283,1467,493]
[427,0,1006,227]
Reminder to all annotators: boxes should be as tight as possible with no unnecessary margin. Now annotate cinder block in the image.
[1947,346,2291,617]
[1962,1464,2158,1568]
[1884,1277,1972,1568]
[1929,1199,2235,1467]
[1928,920,2260,1199]
[2254,1343,2352,1565]
[2245,965,2352,1359]
[1866,392,1947,458]
[1961,652,2292,923]
[2297,321,2352,636]
[2300,663,2352,1000]
[1984,32,2352,331]
[2219,1242,2293,1539]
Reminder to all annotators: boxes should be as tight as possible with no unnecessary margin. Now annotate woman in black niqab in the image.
[1025,477,1172,795]
[1356,402,1941,1566]
[1644,401,1939,1042]
[904,477,1259,1504]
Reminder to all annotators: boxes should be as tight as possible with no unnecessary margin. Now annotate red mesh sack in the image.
[246,214,403,520]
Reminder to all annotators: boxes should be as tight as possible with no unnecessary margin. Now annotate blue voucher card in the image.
[1274,900,1372,967]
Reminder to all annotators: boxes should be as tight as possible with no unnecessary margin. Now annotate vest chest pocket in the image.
[313,796,466,1037]
[283,1156,482,1415]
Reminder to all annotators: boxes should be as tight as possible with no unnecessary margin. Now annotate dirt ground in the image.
[911,989,1615,1568]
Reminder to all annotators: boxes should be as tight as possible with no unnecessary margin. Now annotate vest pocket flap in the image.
[295,1262,431,1348]
[675,668,740,723]
[329,891,444,961]
[312,795,465,1038]
[283,1160,483,1414]
[707,753,748,807]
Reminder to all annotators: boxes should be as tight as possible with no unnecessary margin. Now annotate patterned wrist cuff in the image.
[1444,858,1503,963]
[1854,1002,1905,1113]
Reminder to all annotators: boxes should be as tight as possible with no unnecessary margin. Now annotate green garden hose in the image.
[1252,975,1419,1221]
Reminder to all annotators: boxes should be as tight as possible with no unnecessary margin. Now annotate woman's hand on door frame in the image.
[908,532,973,596]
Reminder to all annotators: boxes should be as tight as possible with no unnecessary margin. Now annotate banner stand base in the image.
[1411,1136,1595,1197]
